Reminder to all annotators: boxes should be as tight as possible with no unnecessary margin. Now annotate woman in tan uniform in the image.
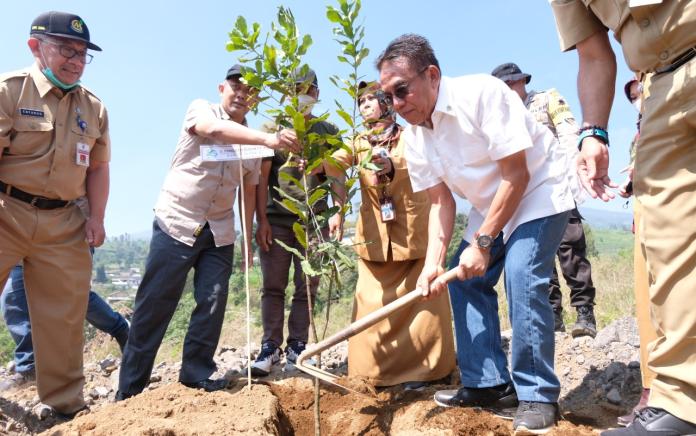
[328,81,455,388]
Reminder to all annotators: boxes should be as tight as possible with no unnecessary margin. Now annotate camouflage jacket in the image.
[524,88,578,152]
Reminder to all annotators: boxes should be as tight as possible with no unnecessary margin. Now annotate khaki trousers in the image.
[633,201,657,389]
[0,193,90,414]
[636,60,696,423]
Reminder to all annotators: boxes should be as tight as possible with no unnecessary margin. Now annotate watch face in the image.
[477,234,493,249]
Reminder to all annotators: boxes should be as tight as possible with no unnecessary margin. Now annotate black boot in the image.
[571,305,597,338]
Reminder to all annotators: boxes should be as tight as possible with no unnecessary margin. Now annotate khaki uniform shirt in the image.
[334,133,429,262]
[154,99,261,247]
[550,0,696,73]
[0,64,110,200]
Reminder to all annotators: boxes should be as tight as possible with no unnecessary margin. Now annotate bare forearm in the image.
[577,32,616,127]
[195,119,275,147]
[86,162,109,220]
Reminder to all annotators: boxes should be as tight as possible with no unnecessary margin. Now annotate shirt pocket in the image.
[10,119,54,156]
[70,122,101,149]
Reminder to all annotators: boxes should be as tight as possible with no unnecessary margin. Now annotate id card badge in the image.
[200,145,237,161]
[76,142,90,167]
[380,197,395,222]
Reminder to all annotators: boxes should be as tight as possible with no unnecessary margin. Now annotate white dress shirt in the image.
[403,74,575,242]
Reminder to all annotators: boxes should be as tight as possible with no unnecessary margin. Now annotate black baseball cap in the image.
[30,11,101,51]
[491,62,531,84]
[226,64,243,80]
[293,66,318,88]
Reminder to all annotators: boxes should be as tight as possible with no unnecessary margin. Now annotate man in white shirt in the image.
[377,34,574,435]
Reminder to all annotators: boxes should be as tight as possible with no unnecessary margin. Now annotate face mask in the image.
[297,94,317,115]
[42,67,80,91]
[632,99,641,113]
[39,45,80,91]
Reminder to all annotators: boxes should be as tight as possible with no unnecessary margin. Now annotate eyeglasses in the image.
[39,38,93,64]
[386,66,429,101]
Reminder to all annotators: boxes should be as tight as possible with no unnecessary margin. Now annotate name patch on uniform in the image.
[19,108,45,118]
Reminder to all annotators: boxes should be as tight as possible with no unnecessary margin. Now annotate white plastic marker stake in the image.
[216,144,274,389]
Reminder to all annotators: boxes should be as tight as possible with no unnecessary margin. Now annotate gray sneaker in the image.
[250,342,281,377]
[513,401,559,435]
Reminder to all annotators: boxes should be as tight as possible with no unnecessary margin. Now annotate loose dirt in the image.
[40,383,286,436]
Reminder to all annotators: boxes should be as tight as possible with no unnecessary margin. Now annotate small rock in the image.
[607,387,622,404]
[32,403,52,420]
[150,374,162,383]
[576,355,585,365]
[594,324,619,348]
[99,357,117,371]
[628,361,641,369]
[6,361,16,373]
[562,366,571,376]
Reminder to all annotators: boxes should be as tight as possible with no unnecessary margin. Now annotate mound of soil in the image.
[270,377,594,435]
[41,383,285,436]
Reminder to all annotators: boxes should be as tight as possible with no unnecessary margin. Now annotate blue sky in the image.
[1,1,637,237]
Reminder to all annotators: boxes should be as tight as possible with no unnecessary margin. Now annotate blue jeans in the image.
[1,264,130,373]
[118,221,233,395]
[448,211,569,403]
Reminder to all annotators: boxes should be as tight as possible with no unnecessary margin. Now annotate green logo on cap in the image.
[70,19,84,34]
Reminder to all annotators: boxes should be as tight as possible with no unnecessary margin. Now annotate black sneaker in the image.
[250,342,281,377]
[513,401,559,435]
[571,305,597,338]
[181,378,229,392]
[553,309,565,333]
[285,341,306,364]
[114,390,134,402]
[601,407,696,436]
[434,382,518,419]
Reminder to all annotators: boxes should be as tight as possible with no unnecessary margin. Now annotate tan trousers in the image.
[633,201,657,389]
[0,193,91,414]
[635,61,696,423]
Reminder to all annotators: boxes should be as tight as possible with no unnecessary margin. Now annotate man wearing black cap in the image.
[251,66,340,376]
[0,11,109,417]
[116,65,299,400]
[492,62,598,339]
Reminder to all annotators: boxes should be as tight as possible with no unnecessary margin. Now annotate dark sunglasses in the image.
[387,66,429,100]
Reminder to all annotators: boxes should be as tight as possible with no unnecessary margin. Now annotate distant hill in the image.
[577,206,632,230]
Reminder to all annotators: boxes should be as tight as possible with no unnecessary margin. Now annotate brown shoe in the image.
[617,388,650,427]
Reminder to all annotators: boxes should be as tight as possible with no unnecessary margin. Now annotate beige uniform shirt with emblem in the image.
[550,0,696,73]
[0,64,110,200]
[154,99,261,247]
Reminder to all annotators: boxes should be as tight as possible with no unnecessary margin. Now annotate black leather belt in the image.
[655,47,696,75]
[0,180,71,210]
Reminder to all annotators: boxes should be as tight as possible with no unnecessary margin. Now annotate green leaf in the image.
[326,8,342,23]
[280,198,307,221]
[275,239,305,260]
[292,222,307,249]
[278,171,304,191]
[335,109,354,128]
[235,16,248,36]
[307,188,327,207]
[300,260,321,277]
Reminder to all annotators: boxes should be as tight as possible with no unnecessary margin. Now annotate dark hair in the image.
[375,34,440,72]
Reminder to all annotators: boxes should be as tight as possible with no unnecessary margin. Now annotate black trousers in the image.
[548,208,596,310]
[118,221,233,395]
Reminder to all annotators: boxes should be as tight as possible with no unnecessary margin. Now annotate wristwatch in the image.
[474,233,494,250]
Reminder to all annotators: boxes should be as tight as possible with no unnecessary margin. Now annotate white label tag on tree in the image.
[200,144,275,161]
[628,0,662,7]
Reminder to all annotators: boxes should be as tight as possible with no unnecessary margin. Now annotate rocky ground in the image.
[0,317,644,435]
